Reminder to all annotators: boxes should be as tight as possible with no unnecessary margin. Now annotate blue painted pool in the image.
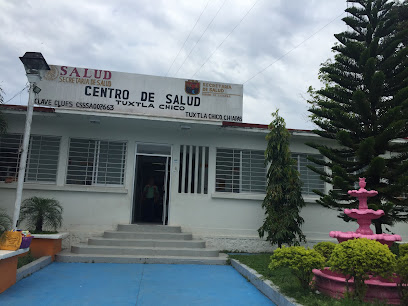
[0,263,275,305]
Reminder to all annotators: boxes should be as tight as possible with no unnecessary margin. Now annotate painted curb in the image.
[0,248,29,260]
[16,256,52,282]
[231,259,300,306]
[32,233,69,239]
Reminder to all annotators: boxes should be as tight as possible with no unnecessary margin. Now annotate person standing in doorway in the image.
[143,177,159,222]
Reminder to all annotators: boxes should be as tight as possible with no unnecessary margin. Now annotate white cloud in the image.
[0,0,347,129]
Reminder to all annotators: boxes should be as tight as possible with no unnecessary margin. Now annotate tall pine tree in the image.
[307,0,408,234]
[258,111,306,248]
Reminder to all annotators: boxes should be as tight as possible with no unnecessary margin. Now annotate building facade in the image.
[1,66,406,251]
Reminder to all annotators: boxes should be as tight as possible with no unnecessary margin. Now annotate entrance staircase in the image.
[56,224,227,265]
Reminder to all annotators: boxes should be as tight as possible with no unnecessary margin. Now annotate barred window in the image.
[26,136,60,183]
[0,134,60,183]
[178,145,209,194]
[292,153,325,195]
[67,139,127,186]
[216,148,266,193]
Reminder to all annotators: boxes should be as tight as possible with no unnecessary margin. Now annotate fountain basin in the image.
[329,231,402,246]
[348,189,378,197]
[313,268,401,304]
[344,208,384,219]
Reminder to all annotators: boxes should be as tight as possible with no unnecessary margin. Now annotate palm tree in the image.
[0,86,7,134]
[20,197,63,233]
[0,209,12,236]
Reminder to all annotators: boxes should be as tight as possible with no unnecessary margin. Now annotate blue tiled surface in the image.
[0,263,275,305]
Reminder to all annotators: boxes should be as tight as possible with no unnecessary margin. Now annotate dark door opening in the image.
[133,155,170,224]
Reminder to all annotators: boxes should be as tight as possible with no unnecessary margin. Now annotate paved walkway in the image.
[0,263,275,305]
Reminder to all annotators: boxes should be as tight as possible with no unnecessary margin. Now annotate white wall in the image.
[1,110,407,251]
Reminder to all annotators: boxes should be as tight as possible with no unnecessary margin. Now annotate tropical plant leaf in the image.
[0,208,12,235]
[20,197,63,232]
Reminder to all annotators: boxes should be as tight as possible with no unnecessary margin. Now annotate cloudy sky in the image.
[0,0,348,129]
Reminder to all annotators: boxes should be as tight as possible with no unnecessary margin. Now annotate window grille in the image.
[216,148,266,193]
[0,134,60,183]
[66,139,127,186]
[26,136,60,183]
[178,145,208,194]
[292,153,325,195]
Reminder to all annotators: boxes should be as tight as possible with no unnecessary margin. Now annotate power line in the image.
[192,0,260,78]
[173,0,227,77]
[164,0,210,77]
[5,84,29,104]
[243,11,345,85]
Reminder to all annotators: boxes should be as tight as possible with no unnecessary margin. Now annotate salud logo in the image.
[43,65,59,81]
[185,80,200,95]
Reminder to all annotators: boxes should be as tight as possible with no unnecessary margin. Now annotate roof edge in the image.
[0,105,313,132]
[0,104,55,113]
[221,121,313,133]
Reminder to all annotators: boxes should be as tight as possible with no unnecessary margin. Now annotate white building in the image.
[0,65,406,252]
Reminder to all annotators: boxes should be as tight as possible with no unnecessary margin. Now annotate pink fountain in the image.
[313,178,402,304]
[329,177,401,246]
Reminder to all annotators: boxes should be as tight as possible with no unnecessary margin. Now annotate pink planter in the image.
[313,268,401,305]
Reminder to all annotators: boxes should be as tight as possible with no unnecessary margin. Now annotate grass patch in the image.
[229,254,387,306]
[17,251,37,269]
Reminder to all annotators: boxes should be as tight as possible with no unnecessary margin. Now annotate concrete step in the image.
[88,237,205,248]
[71,244,219,257]
[56,250,228,265]
[103,231,193,240]
[117,224,181,233]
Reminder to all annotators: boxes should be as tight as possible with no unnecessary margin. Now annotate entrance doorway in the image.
[132,144,171,224]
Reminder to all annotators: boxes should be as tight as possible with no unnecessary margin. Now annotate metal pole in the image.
[12,81,36,229]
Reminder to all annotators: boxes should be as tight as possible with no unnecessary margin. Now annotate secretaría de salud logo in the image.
[185,80,200,95]
[43,65,59,81]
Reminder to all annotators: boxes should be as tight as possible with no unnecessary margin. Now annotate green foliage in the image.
[230,253,386,305]
[313,241,336,261]
[328,239,396,301]
[17,251,36,269]
[269,246,325,289]
[390,242,400,257]
[258,110,306,248]
[397,254,408,304]
[393,0,408,47]
[307,0,408,234]
[399,243,408,257]
[0,208,12,236]
[20,197,63,232]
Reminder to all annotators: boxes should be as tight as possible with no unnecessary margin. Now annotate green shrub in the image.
[269,246,325,289]
[20,197,63,232]
[17,251,36,269]
[328,238,396,301]
[397,254,408,304]
[0,209,12,239]
[313,241,336,261]
[390,242,400,257]
[399,244,408,257]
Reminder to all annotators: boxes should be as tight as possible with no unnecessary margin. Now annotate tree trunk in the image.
[35,216,43,232]
[374,221,383,234]
[278,242,282,248]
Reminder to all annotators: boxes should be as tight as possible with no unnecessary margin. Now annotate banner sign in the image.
[35,65,243,122]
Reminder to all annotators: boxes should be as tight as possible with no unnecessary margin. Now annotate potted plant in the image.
[19,197,67,260]
[0,209,11,237]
